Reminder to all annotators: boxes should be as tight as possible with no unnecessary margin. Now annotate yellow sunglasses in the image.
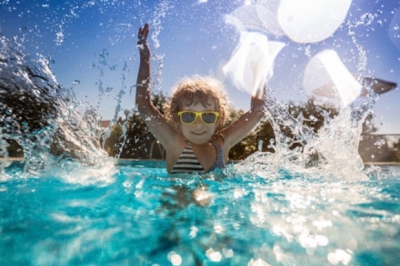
[177,111,220,125]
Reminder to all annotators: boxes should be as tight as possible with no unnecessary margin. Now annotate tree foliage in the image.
[5,90,396,163]
[104,93,166,159]
[103,96,388,161]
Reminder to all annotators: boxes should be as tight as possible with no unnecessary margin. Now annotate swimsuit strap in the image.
[209,141,226,171]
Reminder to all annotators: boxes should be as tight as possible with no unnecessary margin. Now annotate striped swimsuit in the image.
[170,142,226,174]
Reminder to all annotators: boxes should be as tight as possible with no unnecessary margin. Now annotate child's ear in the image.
[175,121,181,132]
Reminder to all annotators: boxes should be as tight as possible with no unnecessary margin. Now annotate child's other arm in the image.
[221,91,265,149]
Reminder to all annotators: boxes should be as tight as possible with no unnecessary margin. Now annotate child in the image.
[136,24,265,174]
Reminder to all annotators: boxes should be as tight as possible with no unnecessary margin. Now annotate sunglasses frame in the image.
[177,111,220,125]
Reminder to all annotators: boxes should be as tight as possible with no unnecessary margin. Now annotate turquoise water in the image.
[1,160,399,265]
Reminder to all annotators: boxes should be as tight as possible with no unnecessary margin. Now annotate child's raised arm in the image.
[136,24,152,114]
[220,88,266,149]
[135,24,179,150]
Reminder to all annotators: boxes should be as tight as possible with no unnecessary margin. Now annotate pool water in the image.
[1,160,399,265]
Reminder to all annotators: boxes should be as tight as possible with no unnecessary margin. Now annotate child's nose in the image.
[193,116,202,124]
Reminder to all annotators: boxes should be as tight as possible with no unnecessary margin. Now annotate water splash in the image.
[0,0,177,181]
[228,87,375,181]
[0,36,112,181]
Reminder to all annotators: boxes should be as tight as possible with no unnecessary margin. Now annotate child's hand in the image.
[251,96,265,114]
[251,86,266,113]
[137,24,150,60]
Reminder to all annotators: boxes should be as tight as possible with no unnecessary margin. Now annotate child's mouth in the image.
[191,131,207,136]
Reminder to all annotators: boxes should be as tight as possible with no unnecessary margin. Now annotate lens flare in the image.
[278,0,352,43]
[222,31,284,98]
[303,50,362,108]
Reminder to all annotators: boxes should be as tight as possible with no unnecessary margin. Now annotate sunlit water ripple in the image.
[1,161,399,265]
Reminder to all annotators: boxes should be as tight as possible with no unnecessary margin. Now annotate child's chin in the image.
[188,137,209,145]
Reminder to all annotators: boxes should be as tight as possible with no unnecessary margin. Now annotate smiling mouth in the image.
[191,131,207,136]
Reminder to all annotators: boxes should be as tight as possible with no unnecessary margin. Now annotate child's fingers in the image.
[143,24,149,39]
[137,24,149,46]
[138,28,148,40]
[138,27,142,38]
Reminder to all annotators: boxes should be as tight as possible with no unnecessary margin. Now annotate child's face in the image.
[179,97,217,145]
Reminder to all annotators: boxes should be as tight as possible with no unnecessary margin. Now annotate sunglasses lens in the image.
[181,112,196,123]
[202,113,217,124]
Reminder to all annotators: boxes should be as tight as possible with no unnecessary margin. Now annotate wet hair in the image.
[164,75,230,133]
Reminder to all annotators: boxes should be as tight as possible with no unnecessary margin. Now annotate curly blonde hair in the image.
[164,75,230,133]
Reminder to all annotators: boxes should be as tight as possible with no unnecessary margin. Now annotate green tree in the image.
[227,108,252,160]
[104,92,168,159]
[104,97,389,162]
[103,118,123,157]
[288,100,338,133]
[227,108,275,160]
[361,113,378,135]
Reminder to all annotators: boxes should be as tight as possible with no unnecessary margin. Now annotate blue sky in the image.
[1,0,399,133]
